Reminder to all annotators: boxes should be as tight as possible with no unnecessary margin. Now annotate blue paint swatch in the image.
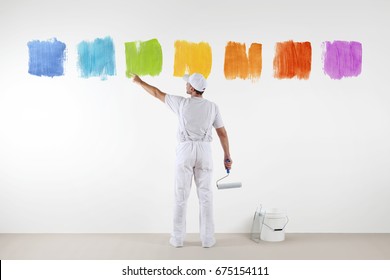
[77,36,116,80]
[27,38,66,77]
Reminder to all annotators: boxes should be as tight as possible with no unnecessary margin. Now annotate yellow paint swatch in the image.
[224,41,262,81]
[174,40,212,78]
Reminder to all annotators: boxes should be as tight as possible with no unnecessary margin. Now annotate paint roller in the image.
[216,160,242,190]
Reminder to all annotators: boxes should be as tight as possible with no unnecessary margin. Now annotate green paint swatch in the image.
[125,38,163,77]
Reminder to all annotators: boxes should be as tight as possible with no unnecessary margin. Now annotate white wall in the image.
[1,0,389,233]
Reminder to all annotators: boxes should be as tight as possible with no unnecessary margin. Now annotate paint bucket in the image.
[260,208,289,242]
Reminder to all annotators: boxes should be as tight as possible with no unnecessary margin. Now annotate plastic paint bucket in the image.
[260,208,289,242]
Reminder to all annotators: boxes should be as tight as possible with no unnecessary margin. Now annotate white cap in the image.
[183,73,207,92]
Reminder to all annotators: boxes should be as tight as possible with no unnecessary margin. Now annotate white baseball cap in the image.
[183,73,207,92]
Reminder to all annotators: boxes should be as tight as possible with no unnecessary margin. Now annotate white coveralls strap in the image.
[178,98,215,142]
[170,98,216,248]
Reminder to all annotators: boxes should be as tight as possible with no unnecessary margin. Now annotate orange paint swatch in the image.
[224,42,248,79]
[273,40,311,79]
[248,43,262,80]
[174,40,212,78]
[224,41,262,81]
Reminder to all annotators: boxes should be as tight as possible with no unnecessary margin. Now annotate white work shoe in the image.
[202,239,216,248]
[169,237,183,248]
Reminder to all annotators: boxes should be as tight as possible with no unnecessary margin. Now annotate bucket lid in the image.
[264,208,286,218]
[265,208,286,214]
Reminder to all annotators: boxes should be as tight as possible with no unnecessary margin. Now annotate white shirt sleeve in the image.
[213,104,224,129]
[165,94,185,115]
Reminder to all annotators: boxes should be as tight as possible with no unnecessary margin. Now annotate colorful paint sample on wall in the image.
[224,41,262,81]
[224,42,248,80]
[174,40,212,78]
[27,38,66,77]
[322,41,362,80]
[77,36,116,80]
[273,40,311,80]
[125,39,162,78]
[248,43,262,80]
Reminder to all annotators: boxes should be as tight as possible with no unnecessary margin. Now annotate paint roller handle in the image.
[225,159,232,174]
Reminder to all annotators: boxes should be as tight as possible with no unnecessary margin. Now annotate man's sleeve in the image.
[165,94,184,115]
[213,104,224,129]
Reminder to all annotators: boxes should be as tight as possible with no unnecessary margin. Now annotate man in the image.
[132,73,232,248]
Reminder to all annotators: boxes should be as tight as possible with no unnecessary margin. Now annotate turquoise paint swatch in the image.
[77,36,116,80]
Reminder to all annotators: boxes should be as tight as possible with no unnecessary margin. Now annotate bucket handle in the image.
[262,216,289,231]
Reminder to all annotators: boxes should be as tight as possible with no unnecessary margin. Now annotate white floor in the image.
[1,233,390,260]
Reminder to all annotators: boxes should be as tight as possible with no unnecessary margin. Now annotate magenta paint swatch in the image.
[322,41,362,80]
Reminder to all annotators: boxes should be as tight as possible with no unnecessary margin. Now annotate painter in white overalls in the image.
[132,73,232,248]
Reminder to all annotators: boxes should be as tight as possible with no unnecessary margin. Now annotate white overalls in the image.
[167,95,222,247]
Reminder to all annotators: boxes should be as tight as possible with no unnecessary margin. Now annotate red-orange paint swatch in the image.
[224,41,262,81]
[273,41,311,79]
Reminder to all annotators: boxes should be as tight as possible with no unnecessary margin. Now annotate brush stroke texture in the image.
[224,41,262,81]
[322,41,362,79]
[125,39,162,77]
[248,43,262,81]
[273,40,311,79]
[224,42,248,79]
[27,38,66,77]
[77,36,116,80]
[174,40,212,78]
